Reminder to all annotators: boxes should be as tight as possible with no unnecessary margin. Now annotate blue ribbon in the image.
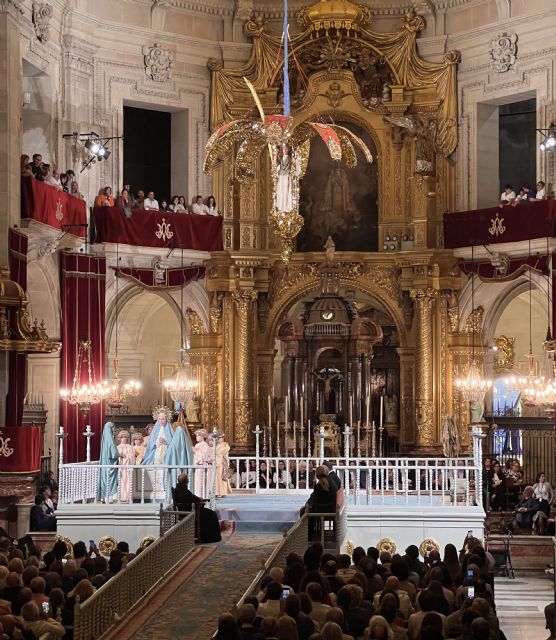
[283,0,290,116]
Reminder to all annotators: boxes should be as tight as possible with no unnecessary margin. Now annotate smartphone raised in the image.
[282,588,290,599]
[41,602,50,614]
[467,586,475,600]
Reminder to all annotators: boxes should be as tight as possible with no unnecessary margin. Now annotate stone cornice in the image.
[0,0,24,19]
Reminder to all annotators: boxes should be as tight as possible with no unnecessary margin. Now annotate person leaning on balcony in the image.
[21,155,33,177]
[94,186,114,207]
[498,184,516,207]
[533,180,547,200]
[143,191,159,210]
[31,153,44,180]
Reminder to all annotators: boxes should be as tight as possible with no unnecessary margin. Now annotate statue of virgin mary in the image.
[97,422,119,502]
[142,410,174,501]
[164,426,195,490]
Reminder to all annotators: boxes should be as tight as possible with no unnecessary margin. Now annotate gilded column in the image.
[410,288,436,450]
[232,289,257,447]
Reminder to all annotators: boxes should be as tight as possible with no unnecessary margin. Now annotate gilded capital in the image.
[409,287,436,302]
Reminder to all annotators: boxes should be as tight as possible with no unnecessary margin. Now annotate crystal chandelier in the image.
[162,248,199,407]
[163,351,198,404]
[106,248,142,414]
[453,244,492,402]
[454,360,492,402]
[107,356,142,413]
[60,339,111,414]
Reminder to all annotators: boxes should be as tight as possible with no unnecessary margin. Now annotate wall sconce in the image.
[22,91,31,107]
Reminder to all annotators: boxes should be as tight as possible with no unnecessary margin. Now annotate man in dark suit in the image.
[172,475,221,543]
[30,495,56,532]
[323,460,342,491]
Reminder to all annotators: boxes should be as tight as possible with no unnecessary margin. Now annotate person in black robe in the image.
[305,466,338,541]
[172,474,221,543]
[30,495,56,532]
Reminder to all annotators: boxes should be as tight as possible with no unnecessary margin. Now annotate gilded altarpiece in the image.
[203,1,463,451]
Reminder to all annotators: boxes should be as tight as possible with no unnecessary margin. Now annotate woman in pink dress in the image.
[117,431,135,502]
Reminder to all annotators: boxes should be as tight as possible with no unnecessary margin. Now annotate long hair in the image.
[315,465,330,492]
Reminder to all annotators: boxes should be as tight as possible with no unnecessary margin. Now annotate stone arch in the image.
[264,275,408,351]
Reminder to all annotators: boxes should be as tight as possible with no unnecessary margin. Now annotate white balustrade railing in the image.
[73,511,195,640]
[59,463,211,506]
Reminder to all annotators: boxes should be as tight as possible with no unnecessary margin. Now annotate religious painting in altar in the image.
[297,121,378,252]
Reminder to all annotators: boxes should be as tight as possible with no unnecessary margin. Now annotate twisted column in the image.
[410,288,436,448]
[232,289,257,445]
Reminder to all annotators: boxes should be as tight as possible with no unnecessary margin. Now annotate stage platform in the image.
[216,494,308,533]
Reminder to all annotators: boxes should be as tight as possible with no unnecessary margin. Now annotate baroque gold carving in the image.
[463,306,484,334]
[493,335,515,373]
[185,308,206,335]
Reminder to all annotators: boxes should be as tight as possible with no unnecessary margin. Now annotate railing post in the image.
[471,426,485,509]
[318,426,325,463]
[253,425,263,494]
[57,426,66,502]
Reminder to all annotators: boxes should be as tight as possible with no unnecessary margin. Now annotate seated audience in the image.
[143,190,159,210]
[30,495,56,532]
[191,195,208,215]
[60,172,69,192]
[306,581,331,625]
[532,472,554,518]
[365,615,393,639]
[70,180,82,199]
[95,186,114,207]
[160,199,169,211]
[21,601,66,638]
[117,188,133,218]
[509,485,545,534]
[488,462,506,511]
[135,189,145,208]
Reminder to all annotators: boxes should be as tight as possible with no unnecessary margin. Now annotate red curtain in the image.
[60,253,106,462]
[20,176,87,237]
[115,265,205,289]
[0,426,42,473]
[6,230,28,426]
[91,206,223,250]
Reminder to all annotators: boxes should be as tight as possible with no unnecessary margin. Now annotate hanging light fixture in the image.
[505,240,547,405]
[162,249,199,408]
[60,339,111,414]
[106,245,142,414]
[454,244,493,402]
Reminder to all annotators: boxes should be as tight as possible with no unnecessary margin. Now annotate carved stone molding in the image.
[0,0,23,19]
[63,35,97,75]
[32,1,52,44]
[37,239,58,257]
[143,43,173,82]
[489,32,517,73]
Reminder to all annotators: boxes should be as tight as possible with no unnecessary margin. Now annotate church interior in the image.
[0,0,555,638]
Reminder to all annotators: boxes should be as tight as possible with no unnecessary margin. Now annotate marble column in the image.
[0,1,22,427]
[232,289,257,447]
[410,289,436,450]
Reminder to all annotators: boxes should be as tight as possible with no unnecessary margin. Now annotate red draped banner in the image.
[91,206,223,251]
[0,426,42,473]
[443,201,556,249]
[60,253,106,462]
[115,265,205,289]
[6,230,28,427]
[21,176,87,237]
[459,255,549,282]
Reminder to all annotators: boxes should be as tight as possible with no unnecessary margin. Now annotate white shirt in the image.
[46,176,62,190]
[191,203,208,215]
[170,204,187,212]
[143,198,159,210]
[536,188,546,200]
[500,190,516,203]
[207,206,219,216]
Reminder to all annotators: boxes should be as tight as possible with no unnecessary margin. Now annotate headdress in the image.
[151,404,173,423]
[195,428,208,438]
[130,431,144,443]
[117,430,129,441]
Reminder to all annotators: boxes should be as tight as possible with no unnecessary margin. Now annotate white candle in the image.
[285,395,289,428]
[307,419,311,457]
[293,420,296,456]
[380,395,384,427]
[268,395,272,428]
[366,394,370,427]
[349,396,353,427]
[300,395,304,429]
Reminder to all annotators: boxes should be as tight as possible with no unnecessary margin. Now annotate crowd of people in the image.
[94,185,220,217]
[21,154,83,200]
[214,532,541,640]
[498,181,546,207]
[482,457,555,535]
[0,531,141,640]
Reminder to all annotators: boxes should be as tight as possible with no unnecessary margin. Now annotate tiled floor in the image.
[496,573,554,640]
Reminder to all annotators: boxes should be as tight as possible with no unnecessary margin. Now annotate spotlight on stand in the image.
[62,131,122,172]
[538,123,556,152]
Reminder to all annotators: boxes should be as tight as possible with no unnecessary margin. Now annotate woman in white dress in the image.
[141,412,174,502]
[193,428,211,498]
[117,431,134,502]
[207,435,232,496]
[206,196,219,216]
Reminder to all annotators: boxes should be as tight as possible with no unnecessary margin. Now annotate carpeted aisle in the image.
[131,533,279,640]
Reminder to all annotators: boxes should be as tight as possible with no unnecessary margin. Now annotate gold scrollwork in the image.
[377,537,397,555]
[419,538,440,558]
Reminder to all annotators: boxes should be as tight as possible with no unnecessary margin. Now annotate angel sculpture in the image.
[384,114,437,174]
[204,79,373,261]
